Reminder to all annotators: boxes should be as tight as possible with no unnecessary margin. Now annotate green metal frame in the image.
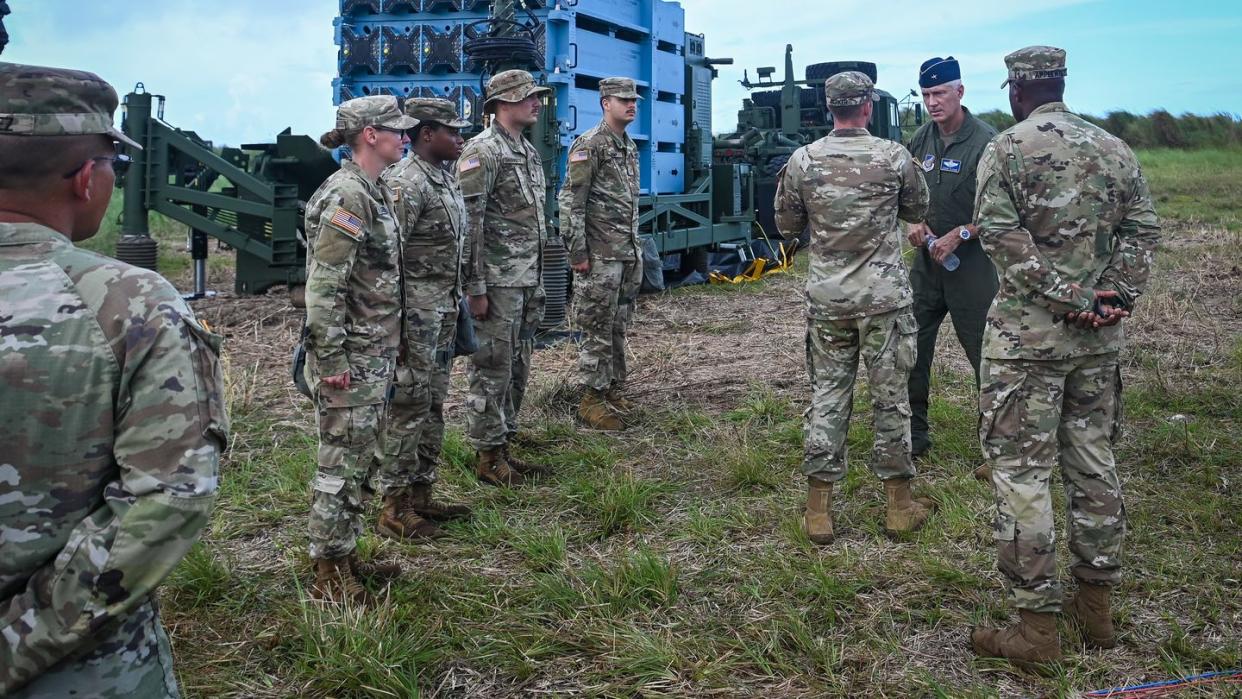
[121,89,310,294]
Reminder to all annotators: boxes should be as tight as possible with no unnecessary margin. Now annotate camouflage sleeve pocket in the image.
[184,318,230,452]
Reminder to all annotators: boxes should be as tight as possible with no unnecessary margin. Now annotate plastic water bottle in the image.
[926,234,960,271]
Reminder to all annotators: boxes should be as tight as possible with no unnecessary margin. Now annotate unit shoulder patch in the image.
[328,207,365,240]
[922,154,936,172]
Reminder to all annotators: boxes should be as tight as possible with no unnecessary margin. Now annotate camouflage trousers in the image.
[979,352,1125,613]
[574,258,641,391]
[375,305,458,494]
[466,286,545,450]
[803,307,918,482]
[8,599,179,698]
[309,401,388,560]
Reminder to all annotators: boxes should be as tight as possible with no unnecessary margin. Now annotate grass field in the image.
[83,150,1242,696]
[1138,148,1242,231]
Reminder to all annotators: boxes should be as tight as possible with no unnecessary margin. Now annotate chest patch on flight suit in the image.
[940,158,962,173]
[328,208,365,240]
[922,154,936,172]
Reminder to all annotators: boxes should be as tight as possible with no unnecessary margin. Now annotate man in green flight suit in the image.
[904,57,998,471]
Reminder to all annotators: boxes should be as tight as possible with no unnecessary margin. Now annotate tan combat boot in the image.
[883,478,935,536]
[349,553,402,583]
[408,482,471,521]
[376,490,444,540]
[503,445,551,478]
[605,384,636,412]
[476,448,525,487]
[971,609,1063,672]
[973,463,993,483]
[803,478,835,545]
[1065,581,1116,649]
[311,557,369,605]
[578,388,623,431]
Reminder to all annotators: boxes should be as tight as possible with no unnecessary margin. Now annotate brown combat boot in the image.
[578,388,623,430]
[803,478,834,545]
[476,448,525,487]
[310,557,369,605]
[973,463,993,483]
[408,482,471,521]
[349,553,402,583]
[883,477,935,536]
[605,384,636,412]
[1065,581,1116,649]
[376,491,444,541]
[503,445,551,478]
[972,609,1063,672]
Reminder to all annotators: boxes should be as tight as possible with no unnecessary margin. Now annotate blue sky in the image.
[5,1,1238,145]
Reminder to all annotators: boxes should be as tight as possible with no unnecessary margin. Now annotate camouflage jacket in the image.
[557,120,641,264]
[974,102,1160,360]
[774,127,930,319]
[457,121,547,295]
[303,158,403,407]
[0,222,227,694]
[383,155,466,313]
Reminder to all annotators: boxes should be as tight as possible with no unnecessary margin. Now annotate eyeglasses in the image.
[62,153,132,179]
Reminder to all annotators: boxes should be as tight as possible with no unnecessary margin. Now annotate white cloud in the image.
[6,0,338,146]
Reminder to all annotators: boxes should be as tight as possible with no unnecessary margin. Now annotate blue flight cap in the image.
[919,56,961,88]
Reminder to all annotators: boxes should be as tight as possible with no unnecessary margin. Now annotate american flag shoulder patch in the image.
[458,155,482,173]
[328,207,365,241]
[569,149,590,163]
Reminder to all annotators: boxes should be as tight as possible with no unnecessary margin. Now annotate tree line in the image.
[972,109,1242,149]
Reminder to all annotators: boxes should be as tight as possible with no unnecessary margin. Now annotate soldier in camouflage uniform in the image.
[458,70,552,486]
[969,47,1159,668]
[303,96,416,602]
[0,63,227,698]
[558,77,644,431]
[377,98,472,534]
[774,71,934,546]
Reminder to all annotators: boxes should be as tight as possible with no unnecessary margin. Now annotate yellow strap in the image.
[707,242,799,284]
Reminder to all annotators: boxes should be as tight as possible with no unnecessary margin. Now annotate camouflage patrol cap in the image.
[403,97,471,128]
[0,61,141,149]
[483,70,551,113]
[335,95,418,131]
[1000,45,1067,88]
[599,77,641,100]
[825,71,879,107]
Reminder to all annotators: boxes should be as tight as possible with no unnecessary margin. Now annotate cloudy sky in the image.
[5,0,1238,145]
